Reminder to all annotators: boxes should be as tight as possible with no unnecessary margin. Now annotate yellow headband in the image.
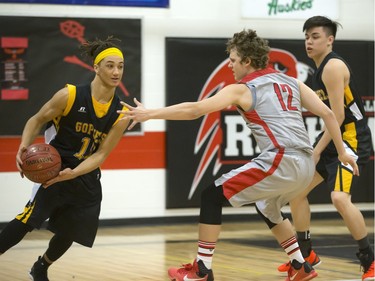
[94,47,124,65]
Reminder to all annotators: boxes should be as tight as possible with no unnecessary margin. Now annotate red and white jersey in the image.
[215,68,315,218]
[238,67,312,154]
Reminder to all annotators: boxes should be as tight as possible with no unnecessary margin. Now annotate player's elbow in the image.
[321,107,336,122]
[183,103,205,120]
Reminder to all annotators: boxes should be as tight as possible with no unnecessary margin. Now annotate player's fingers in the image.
[119,115,131,121]
[128,120,138,130]
[120,101,134,110]
[43,178,55,188]
[134,98,143,106]
[352,161,359,176]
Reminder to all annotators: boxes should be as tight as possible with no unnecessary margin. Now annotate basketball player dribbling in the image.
[118,29,358,281]
[0,36,129,281]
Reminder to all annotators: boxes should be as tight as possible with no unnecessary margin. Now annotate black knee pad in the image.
[199,184,227,225]
[255,204,287,229]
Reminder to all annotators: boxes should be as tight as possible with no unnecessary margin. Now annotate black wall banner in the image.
[0,16,141,135]
[166,37,374,209]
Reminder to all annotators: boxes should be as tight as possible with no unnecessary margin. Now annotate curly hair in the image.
[80,36,122,63]
[226,29,270,69]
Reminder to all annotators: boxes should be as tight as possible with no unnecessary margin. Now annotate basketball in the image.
[20,143,61,183]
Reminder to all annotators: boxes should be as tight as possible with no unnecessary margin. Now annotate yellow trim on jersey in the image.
[92,95,114,118]
[344,85,354,105]
[334,166,353,193]
[15,201,36,223]
[94,47,123,65]
[63,84,77,116]
[343,122,358,152]
[113,105,128,126]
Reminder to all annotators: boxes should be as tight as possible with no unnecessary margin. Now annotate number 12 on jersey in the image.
[273,83,298,111]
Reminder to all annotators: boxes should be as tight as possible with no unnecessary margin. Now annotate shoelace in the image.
[177,263,194,273]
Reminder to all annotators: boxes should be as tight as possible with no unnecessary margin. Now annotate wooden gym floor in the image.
[0,215,373,280]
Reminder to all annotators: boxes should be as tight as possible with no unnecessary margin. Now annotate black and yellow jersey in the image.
[312,51,372,163]
[46,83,125,168]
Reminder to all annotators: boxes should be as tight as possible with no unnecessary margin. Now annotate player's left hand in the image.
[338,153,359,176]
[16,146,27,178]
[42,168,75,188]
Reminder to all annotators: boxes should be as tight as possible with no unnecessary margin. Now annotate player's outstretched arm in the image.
[119,84,252,130]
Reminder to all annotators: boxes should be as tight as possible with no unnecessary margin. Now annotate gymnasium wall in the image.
[0,0,373,223]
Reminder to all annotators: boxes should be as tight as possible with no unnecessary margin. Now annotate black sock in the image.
[291,259,303,269]
[296,231,311,258]
[357,236,371,252]
[357,249,374,271]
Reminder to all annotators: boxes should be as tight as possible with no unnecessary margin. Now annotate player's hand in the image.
[338,152,359,176]
[16,146,27,177]
[42,168,75,188]
[117,98,148,130]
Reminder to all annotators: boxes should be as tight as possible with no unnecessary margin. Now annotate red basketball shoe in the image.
[168,259,214,281]
[357,251,374,281]
[285,260,318,281]
[278,250,321,273]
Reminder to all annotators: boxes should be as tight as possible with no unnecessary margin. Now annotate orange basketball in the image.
[20,143,61,183]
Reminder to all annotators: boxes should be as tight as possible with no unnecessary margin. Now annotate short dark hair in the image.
[303,16,342,37]
[226,29,270,69]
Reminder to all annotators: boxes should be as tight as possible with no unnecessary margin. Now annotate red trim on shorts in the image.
[223,148,284,199]
[222,109,284,199]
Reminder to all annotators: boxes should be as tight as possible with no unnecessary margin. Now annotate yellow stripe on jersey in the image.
[344,85,363,120]
[113,105,128,126]
[334,166,353,193]
[343,122,358,152]
[63,84,77,116]
[344,85,354,105]
[15,200,36,223]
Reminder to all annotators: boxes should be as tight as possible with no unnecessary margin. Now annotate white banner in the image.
[241,0,339,19]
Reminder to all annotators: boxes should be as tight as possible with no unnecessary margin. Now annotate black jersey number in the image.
[273,83,298,111]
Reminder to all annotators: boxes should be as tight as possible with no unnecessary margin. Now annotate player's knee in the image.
[201,183,225,206]
[199,184,227,225]
[255,204,284,229]
[331,191,351,213]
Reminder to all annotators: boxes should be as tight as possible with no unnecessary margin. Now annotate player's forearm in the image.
[321,111,346,155]
[148,102,202,120]
[72,152,107,178]
[314,130,331,155]
[20,116,45,148]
